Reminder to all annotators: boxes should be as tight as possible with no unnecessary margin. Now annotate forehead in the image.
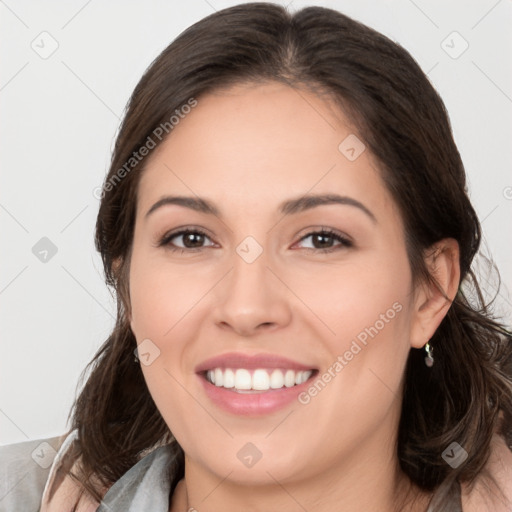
[136,82,394,220]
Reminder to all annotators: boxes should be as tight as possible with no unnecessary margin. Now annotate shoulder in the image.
[38,430,102,512]
[43,441,177,511]
[461,432,512,512]
[0,434,65,512]
[41,435,177,512]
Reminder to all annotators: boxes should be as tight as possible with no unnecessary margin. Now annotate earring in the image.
[424,341,434,367]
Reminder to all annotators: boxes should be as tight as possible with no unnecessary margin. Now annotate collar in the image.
[42,430,177,511]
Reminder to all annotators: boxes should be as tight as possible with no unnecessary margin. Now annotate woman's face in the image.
[128,82,423,485]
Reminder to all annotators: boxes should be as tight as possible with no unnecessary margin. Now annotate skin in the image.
[40,81,511,512]
[126,81,460,512]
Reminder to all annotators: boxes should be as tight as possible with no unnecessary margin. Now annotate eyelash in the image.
[158,227,353,254]
[300,228,353,252]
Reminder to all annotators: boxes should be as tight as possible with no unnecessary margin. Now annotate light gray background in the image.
[1,0,511,446]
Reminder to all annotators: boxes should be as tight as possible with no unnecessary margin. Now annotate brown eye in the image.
[159,229,215,251]
[180,232,206,248]
[311,233,336,249]
[296,230,352,252]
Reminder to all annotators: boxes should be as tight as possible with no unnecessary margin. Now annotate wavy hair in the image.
[54,3,512,510]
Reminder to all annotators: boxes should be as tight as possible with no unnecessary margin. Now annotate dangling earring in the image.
[424,341,434,367]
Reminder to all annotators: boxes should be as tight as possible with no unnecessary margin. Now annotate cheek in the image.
[293,255,414,426]
[128,250,208,440]
[129,249,214,341]
[291,253,414,410]
[289,254,412,351]
[128,248,220,417]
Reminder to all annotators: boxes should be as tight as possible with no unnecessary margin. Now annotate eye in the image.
[294,229,353,253]
[159,228,216,252]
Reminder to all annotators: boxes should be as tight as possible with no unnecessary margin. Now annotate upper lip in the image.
[195,352,317,373]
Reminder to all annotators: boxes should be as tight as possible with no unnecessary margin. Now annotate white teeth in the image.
[284,370,295,387]
[270,369,284,389]
[223,368,235,388]
[252,369,270,390]
[206,368,313,391]
[235,369,252,390]
[214,368,224,387]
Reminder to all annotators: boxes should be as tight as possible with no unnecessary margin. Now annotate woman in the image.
[1,3,511,511]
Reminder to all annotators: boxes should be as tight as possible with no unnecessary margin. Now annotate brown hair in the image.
[58,3,512,509]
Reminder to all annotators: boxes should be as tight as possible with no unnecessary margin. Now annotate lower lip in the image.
[197,373,315,416]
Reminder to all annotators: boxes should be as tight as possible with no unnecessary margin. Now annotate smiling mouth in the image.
[203,367,318,393]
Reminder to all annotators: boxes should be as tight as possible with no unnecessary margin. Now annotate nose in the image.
[212,245,292,337]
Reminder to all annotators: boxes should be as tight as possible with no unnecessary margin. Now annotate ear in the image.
[409,238,460,349]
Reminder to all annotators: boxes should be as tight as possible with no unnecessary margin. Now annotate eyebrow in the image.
[279,194,376,222]
[145,193,376,222]
[145,195,219,218]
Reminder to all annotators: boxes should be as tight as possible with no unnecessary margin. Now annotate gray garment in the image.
[1,432,464,512]
[0,436,62,512]
[0,432,176,512]
[97,444,175,511]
